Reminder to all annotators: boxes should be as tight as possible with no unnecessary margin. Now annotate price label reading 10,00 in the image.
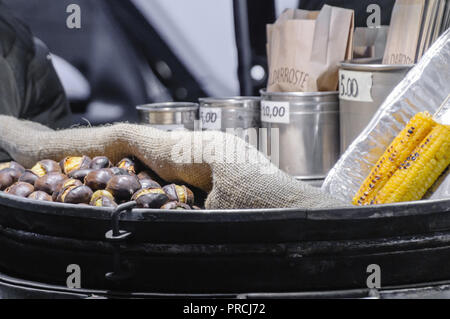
[261,101,290,124]
[338,70,374,103]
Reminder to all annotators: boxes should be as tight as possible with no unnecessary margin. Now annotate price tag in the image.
[200,107,222,130]
[339,70,373,102]
[261,101,290,124]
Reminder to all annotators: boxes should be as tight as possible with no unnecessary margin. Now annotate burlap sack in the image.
[267,5,354,92]
[0,116,345,210]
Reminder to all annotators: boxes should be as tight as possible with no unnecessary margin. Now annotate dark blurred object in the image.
[299,0,395,27]
[233,0,275,96]
[4,0,205,124]
[0,2,72,162]
[108,0,206,103]
[353,26,389,59]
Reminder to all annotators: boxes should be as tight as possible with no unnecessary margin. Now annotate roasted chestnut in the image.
[34,173,67,195]
[5,182,35,198]
[59,178,83,190]
[57,185,93,204]
[84,169,114,191]
[69,169,94,181]
[117,158,136,175]
[109,167,130,176]
[132,188,170,209]
[90,156,113,170]
[0,162,25,173]
[139,179,161,190]
[106,175,141,201]
[28,191,53,202]
[19,170,39,185]
[90,190,117,208]
[160,201,192,210]
[60,156,92,175]
[31,160,61,177]
[0,169,22,190]
[52,178,83,201]
[162,184,195,205]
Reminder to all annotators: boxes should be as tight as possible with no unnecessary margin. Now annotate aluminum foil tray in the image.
[322,29,450,204]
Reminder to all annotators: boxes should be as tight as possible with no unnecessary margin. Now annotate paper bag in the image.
[382,0,425,64]
[267,5,354,92]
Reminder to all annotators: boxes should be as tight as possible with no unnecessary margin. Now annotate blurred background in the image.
[4,0,394,125]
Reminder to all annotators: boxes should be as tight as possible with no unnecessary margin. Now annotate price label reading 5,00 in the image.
[339,70,374,102]
[261,101,290,124]
[340,75,359,98]
[200,108,222,130]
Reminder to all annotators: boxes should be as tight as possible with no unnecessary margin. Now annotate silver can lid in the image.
[199,97,261,109]
[136,102,199,113]
[339,57,414,72]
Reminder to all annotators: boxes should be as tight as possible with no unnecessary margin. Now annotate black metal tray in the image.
[0,192,449,294]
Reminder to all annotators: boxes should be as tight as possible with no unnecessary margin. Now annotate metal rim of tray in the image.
[2,269,450,299]
[136,102,199,113]
[260,89,339,98]
[0,191,449,222]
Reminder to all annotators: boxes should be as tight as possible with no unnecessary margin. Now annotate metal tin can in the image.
[199,97,261,145]
[136,102,199,131]
[260,90,340,180]
[339,58,413,153]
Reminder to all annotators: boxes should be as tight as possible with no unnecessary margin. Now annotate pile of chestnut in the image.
[0,156,200,210]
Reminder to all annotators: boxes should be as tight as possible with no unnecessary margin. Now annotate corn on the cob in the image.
[373,124,450,204]
[353,112,436,206]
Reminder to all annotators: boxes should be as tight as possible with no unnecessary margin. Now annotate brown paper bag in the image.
[267,5,354,92]
[382,0,425,64]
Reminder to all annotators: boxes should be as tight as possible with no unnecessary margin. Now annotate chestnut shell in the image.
[53,179,83,201]
[109,167,130,176]
[139,179,161,190]
[106,175,141,201]
[84,169,114,191]
[60,156,92,174]
[28,191,53,202]
[160,201,192,210]
[34,173,67,195]
[0,169,22,191]
[163,184,195,205]
[5,182,35,198]
[135,193,170,209]
[0,162,25,173]
[33,160,61,176]
[117,158,136,174]
[19,171,39,185]
[90,196,117,208]
[59,185,93,204]
[69,169,94,181]
[90,156,113,170]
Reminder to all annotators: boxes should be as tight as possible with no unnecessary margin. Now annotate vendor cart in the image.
[1,192,450,298]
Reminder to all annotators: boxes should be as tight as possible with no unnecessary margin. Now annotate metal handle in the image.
[105,201,137,241]
[104,201,137,283]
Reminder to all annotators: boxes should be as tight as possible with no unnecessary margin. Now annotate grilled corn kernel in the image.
[353,112,436,206]
[374,124,450,204]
